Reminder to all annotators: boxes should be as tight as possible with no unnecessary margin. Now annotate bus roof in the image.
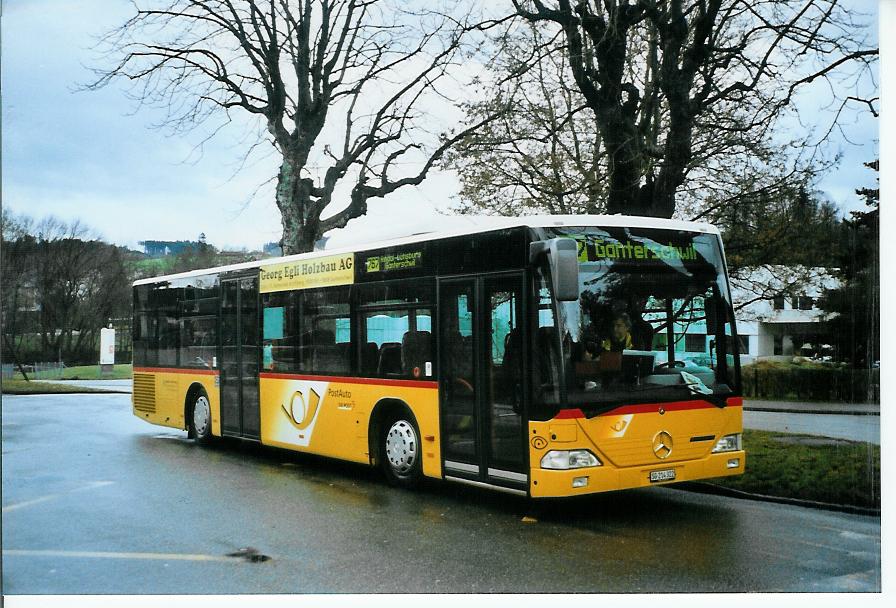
[133,214,721,286]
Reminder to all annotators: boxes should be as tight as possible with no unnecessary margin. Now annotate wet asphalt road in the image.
[1,392,881,594]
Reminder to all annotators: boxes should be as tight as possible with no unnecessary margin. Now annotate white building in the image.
[730,266,839,363]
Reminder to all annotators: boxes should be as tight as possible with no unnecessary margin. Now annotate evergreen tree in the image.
[817,161,879,367]
[718,181,841,270]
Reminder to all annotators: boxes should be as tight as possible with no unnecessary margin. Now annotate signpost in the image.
[100,326,115,374]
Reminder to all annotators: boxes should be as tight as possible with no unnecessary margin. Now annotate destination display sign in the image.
[576,237,698,263]
[363,250,423,274]
[259,254,354,293]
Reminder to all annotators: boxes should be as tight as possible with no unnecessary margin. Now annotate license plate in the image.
[649,469,676,482]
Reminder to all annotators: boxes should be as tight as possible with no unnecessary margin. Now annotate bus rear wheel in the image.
[189,391,213,444]
[380,415,422,488]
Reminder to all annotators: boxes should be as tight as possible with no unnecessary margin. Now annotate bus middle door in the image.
[439,275,528,494]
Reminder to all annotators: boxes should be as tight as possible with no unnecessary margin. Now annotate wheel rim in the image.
[385,420,418,476]
[193,395,210,436]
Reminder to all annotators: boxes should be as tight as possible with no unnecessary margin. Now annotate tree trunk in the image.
[602,120,643,215]
[3,333,30,381]
[276,159,322,255]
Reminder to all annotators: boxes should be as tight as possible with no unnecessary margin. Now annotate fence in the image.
[2,320,132,367]
[1,361,66,380]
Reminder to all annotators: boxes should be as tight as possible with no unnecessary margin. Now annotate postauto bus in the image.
[132,215,744,497]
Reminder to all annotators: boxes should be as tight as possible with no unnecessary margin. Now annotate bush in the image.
[742,361,880,402]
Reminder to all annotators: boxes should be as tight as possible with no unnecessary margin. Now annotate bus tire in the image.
[380,413,422,488]
[188,390,213,444]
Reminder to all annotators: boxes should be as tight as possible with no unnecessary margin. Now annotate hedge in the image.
[742,362,880,403]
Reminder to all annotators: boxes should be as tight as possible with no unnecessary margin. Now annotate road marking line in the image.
[3,549,238,562]
[75,480,115,491]
[2,481,114,513]
[1,495,59,512]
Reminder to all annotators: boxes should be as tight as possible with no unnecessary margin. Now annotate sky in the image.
[1,0,882,253]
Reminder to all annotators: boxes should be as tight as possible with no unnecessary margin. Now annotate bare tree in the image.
[29,219,130,363]
[508,0,877,218]
[445,23,606,216]
[2,214,132,366]
[88,1,501,253]
[1,211,37,377]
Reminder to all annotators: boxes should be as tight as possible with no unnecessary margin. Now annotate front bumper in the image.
[529,450,746,498]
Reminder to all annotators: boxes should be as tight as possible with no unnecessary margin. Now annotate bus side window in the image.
[450,333,474,390]
[360,342,378,376]
[358,281,433,378]
[297,287,351,374]
[402,330,432,378]
[262,292,297,372]
[156,285,180,367]
[377,343,402,376]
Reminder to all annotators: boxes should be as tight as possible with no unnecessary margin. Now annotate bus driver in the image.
[601,313,633,353]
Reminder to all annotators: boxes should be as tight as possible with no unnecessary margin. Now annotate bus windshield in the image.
[537,226,740,416]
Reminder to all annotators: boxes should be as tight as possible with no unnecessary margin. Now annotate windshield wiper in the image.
[661,382,731,408]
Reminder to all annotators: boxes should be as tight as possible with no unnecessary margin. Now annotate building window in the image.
[773,335,783,356]
[790,295,815,310]
[773,295,785,310]
[685,334,706,352]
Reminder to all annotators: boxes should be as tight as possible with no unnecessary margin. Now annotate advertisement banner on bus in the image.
[259,254,354,293]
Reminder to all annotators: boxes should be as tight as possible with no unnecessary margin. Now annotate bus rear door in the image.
[219,275,261,439]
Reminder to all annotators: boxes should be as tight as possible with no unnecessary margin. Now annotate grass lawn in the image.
[1,379,118,395]
[706,429,880,509]
[12,364,133,381]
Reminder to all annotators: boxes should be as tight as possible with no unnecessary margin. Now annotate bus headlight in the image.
[540,450,601,470]
[711,433,742,453]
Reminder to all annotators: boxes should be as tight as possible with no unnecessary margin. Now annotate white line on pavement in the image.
[3,549,239,562]
[2,481,114,513]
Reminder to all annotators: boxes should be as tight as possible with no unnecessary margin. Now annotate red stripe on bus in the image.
[598,397,743,416]
[555,408,585,419]
[133,367,219,376]
[259,372,438,389]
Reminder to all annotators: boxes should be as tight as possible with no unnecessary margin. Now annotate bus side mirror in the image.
[529,238,579,301]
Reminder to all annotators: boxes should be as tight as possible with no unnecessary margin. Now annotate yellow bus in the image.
[132,215,744,497]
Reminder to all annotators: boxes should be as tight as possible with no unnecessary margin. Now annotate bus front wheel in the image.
[380,415,422,487]
[189,391,213,444]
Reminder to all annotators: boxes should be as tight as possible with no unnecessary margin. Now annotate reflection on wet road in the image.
[2,393,880,593]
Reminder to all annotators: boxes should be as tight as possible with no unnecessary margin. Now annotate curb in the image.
[744,406,879,417]
[676,481,880,516]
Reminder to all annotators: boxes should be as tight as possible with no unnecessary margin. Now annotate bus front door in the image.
[219,276,261,439]
[440,275,527,494]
